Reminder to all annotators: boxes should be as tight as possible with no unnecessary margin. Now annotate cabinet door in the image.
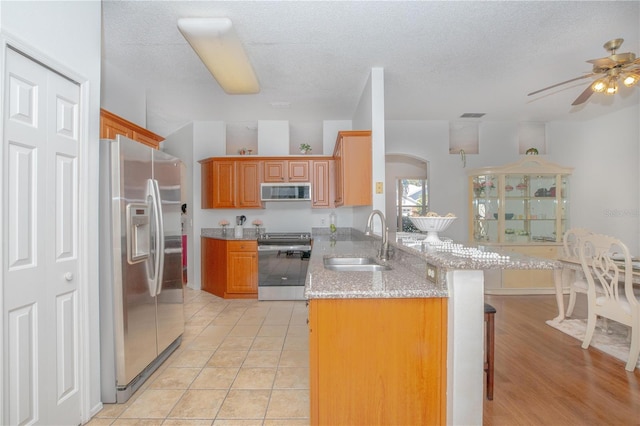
[343,134,372,205]
[312,160,333,208]
[238,161,262,208]
[100,109,163,149]
[339,131,372,206]
[309,298,446,425]
[263,160,287,182]
[101,115,133,140]
[132,131,161,149]
[288,160,310,182]
[201,237,226,297]
[333,138,344,206]
[227,241,258,295]
[201,160,214,209]
[213,161,236,208]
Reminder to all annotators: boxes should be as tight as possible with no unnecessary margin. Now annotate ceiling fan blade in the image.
[528,74,595,96]
[587,57,616,68]
[571,85,594,106]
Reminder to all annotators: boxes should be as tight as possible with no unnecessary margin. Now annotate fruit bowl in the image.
[408,216,457,243]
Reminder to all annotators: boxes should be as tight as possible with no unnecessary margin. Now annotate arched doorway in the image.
[385,154,429,232]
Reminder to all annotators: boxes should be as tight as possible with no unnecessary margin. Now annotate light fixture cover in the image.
[178,17,260,94]
[591,79,607,93]
[623,73,640,87]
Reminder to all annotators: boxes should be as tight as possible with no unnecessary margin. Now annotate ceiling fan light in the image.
[622,73,640,87]
[605,77,618,95]
[591,79,607,93]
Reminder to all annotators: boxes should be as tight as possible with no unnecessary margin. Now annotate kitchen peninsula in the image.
[305,231,559,425]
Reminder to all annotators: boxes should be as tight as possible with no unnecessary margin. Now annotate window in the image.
[396,178,428,232]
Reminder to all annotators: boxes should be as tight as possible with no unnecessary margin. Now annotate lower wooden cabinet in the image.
[201,237,258,299]
[309,297,447,425]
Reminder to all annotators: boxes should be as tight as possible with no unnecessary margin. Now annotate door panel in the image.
[153,150,184,353]
[3,48,81,425]
[117,138,157,385]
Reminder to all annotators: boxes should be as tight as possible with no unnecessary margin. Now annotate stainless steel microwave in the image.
[260,182,312,201]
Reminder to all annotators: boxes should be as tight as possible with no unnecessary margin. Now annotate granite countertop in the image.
[201,228,259,241]
[305,231,561,300]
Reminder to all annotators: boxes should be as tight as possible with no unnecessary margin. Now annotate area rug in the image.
[546,318,640,369]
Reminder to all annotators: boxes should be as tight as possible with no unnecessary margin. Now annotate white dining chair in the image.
[563,228,592,317]
[579,233,640,371]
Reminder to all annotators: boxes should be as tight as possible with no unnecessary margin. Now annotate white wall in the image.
[0,0,103,420]
[323,120,352,155]
[385,105,640,253]
[386,120,469,242]
[351,68,386,234]
[548,105,640,254]
[101,60,147,127]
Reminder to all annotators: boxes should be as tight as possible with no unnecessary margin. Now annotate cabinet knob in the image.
[64,272,74,281]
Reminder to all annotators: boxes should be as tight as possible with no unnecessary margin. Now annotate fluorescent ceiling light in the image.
[177,17,260,94]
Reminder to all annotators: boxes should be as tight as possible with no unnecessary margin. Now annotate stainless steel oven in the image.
[257,232,312,300]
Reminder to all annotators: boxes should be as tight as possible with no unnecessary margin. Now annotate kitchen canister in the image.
[234,225,244,238]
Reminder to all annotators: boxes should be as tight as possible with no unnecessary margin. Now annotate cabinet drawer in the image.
[228,240,257,252]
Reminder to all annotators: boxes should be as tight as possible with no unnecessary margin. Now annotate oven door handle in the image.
[258,245,312,252]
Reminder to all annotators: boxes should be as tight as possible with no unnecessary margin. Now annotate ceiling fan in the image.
[528,38,640,106]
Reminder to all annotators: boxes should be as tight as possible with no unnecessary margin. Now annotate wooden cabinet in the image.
[226,241,258,296]
[100,108,164,149]
[263,159,309,182]
[237,162,261,207]
[309,297,447,425]
[200,158,262,209]
[333,130,372,206]
[201,237,226,296]
[201,237,258,299]
[311,159,334,208]
[468,157,573,293]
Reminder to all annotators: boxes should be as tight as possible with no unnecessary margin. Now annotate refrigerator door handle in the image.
[151,179,165,296]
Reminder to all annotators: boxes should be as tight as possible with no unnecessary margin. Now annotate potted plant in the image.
[299,143,312,154]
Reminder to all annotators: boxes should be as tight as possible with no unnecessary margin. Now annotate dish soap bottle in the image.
[329,211,337,234]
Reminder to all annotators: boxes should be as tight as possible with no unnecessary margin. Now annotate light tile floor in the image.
[88,287,310,426]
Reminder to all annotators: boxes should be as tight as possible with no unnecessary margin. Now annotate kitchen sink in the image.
[323,257,392,272]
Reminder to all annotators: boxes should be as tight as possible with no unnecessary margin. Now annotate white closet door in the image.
[3,48,80,425]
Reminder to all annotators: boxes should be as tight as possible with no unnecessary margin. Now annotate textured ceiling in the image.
[102,1,640,137]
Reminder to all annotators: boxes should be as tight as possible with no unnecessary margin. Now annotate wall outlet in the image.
[376,182,384,194]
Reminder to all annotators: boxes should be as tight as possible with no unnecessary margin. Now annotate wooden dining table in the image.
[554,256,640,322]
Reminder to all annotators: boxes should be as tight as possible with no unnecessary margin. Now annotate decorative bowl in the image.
[409,216,457,232]
[408,216,457,244]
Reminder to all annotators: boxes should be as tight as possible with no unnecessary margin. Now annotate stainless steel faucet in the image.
[365,209,390,261]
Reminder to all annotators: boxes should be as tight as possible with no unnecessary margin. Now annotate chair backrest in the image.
[563,228,592,260]
[578,233,637,315]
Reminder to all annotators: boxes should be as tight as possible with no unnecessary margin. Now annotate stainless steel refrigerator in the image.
[99,135,185,403]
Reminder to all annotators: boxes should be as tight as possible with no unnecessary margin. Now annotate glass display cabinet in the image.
[468,157,573,293]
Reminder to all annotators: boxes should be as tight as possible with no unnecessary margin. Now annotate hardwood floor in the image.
[483,294,640,425]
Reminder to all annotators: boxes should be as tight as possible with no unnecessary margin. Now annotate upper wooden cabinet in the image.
[200,155,333,210]
[100,109,164,149]
[311,159,334,209]
[263,160,310,182]
[200,158,263,209]
[333,130,372,207]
